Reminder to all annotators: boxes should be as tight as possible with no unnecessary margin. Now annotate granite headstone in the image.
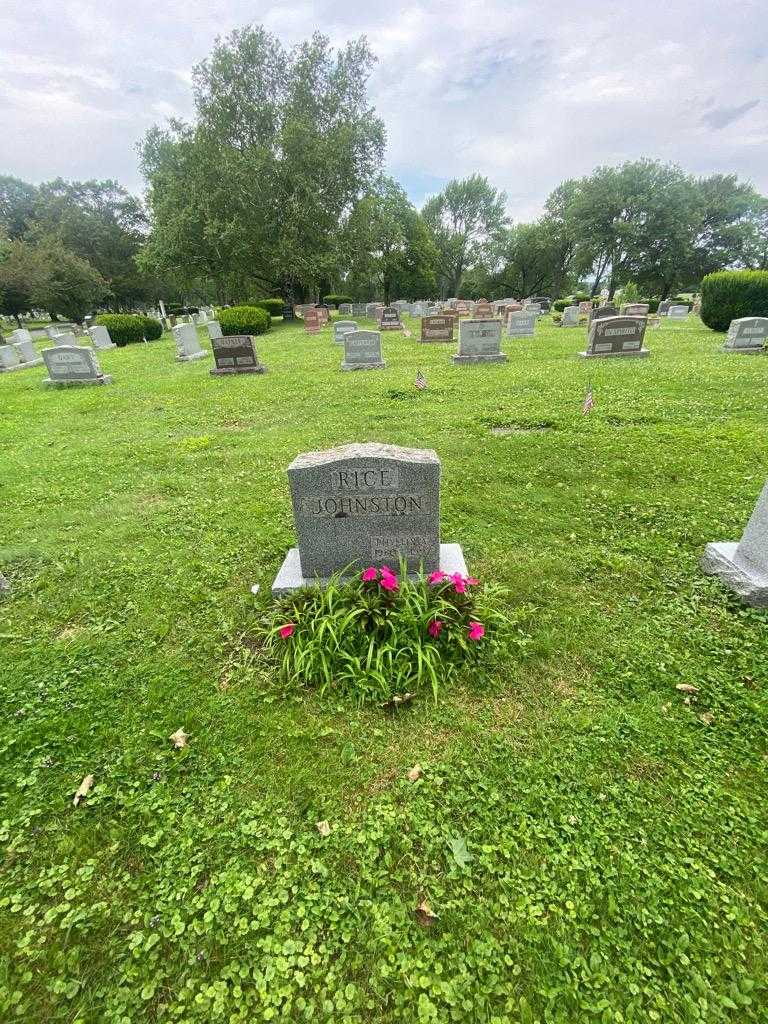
[341,330,385,371]
[42,345,112,386]
[210,334,265,375]
[701,479,768,606]
[581,316,649,358]
[420,315,454,342]
[454,319,506,364]
[723,317,768,354]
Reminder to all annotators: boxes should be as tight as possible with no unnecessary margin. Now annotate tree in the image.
[0,176,38,239]
[0,239,45,324]
[741,196,768,270]
[139,27,385,303]
[422,175,507,296]
[486,221,576,299]
[345,176,438,302]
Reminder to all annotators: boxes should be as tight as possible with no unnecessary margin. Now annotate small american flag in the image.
[415,369,427,391]
[582,385,594,415]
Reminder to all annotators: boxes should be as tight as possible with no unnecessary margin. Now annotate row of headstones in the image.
[20,312,768,386]
[0,325,117,374]
[271,440,768,612]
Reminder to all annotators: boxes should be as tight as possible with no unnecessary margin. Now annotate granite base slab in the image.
[452,354,507,364]
[43,375,113,387]
[578,350,650,359]
[340,361,386,371]
[0,358,44,372]
[701,542,768,607]
[210,365,266,375]
[176,351,209,362]
[723,347,767,355]
[272,542,468,597]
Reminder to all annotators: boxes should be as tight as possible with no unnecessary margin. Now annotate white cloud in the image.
[0,0,766,219]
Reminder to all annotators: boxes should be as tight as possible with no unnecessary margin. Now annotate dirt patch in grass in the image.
[490,419,558,435]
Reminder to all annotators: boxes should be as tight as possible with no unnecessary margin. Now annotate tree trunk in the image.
[607,276,616,300]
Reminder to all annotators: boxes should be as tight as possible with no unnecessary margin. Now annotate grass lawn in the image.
[1,315,767,1023]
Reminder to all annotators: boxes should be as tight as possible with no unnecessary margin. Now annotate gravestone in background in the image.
[420,315,454,342]
[338,304,352,315]
[352,303,367,317]
[282,304,295,321]
[341,330,385,371]
[505,302,523,313]
[669,305,689,319]
[271,442,468,594]
[723,317,768,353]
[88,325,116,350]
[7,330,42,367]
[454,319,506,364]
[0,345,22,372]
[45,324,73,340]
[210,334,266,375]
[657,300,672,315]
[522,302,542,315]
[589,304,618,323]
[530,296,552,312]
[52,332,78,348]
[581,316,649,358]
[506,311,537,337]
[304,309,322,334]
[379,306,402,331]
[333,320,358,345]
[474,300,494,318]
[42,345,112,386]
[622,303,650,316]
[701,479,768,606]
[579,301,592,317]
[173,323,209,362]
[207,320,223,340]
[561,305,580,327]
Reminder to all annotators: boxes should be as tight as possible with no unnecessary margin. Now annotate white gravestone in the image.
[580,316,649,359]
[341,330,385,371]
[42,345,112,387]
[668,305,689,320]
[2,331,42,369]
[271,442,468,595]
[701,480,768,606]
[561,305,580,327]
[206,320,223,341]
[0,345,22,371]
[333,320,358,345]
[723,317,768,354]
[88,325,116,350]
[506,312,536,338]
[173,323,209,362]
[454,319,506,364]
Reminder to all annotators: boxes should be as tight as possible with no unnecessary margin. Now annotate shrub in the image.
[141,316,163,340]
[257,564,516,704]
[218,305,271,336]
[94,314,152,346]
[700,271,768,332]
[553,299,569,312]
[250,298,284,317]
[323,294,354,307]
[167,305,199,316]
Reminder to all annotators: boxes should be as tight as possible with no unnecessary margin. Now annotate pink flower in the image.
[466,577,479,586]
[468,621,485,641]
[279,624,295,639]
[380,572,398,592]
[381,565,395,576]
[428,619,443,639]
[451,573,467,594]
[428,570,447,585]
[361,567,378,582]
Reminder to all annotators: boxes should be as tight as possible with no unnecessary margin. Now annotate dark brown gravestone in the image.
[589,304,618,323]
[505,302,523,313]
[420,315,455,342]
[473,301,494,318]
[210,334,266,375]
[379,306,403,331]
[581,316,649,359]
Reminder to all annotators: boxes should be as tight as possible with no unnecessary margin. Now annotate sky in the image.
[2,0,766,222]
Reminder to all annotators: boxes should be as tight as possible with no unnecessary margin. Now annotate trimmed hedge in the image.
[323,294,354,307]
[701,271,768,332]
[218,306,271,337]
[94,314,162,346]
[250,298,284,317]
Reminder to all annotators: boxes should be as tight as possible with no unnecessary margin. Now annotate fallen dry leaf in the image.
[676,683,699,694]
[699,712,715,725]
[169,728,189,749]
[316,819,331,837]
[415,898,438,926]
[407,764,423,782]
[73,774,94,807]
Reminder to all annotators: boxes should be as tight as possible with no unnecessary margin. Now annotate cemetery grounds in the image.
[1,314,767,1022]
